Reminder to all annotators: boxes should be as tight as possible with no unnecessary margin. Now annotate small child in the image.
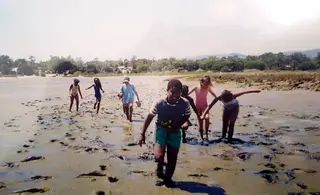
[69,78,83,112]
[201,89,261,143]
[118,76,140,122]
[188,76,217,141]
[86,78,105,114]
[138,79,191,188]
[181,85,198,143]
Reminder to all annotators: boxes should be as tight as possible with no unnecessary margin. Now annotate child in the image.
[201,89,261,143]
[69,78,83,112]
[138,79,191,188]
[188,76,217,141]
[86,78,105,114]
[181,85,198,143]
[118,76,140,122]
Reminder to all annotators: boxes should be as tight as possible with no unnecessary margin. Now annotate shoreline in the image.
[2,71,320,92]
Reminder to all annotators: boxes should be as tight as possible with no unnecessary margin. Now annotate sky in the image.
[1,0,320,61]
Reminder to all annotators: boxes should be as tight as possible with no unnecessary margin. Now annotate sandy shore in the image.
[0,76,320,195]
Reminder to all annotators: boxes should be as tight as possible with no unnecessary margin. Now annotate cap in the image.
[123,76,130,83]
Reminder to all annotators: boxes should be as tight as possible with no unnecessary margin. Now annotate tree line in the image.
[1,52,320,76]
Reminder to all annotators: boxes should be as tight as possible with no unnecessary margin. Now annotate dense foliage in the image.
[1,52,320,76]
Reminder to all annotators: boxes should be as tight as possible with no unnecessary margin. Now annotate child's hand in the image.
[138,134,145,147]
[200,115,205,120]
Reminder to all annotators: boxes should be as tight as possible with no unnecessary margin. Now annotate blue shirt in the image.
[149,97,191,127]
[120,83,136,104]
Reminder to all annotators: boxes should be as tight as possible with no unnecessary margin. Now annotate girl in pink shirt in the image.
[189,76,217,141]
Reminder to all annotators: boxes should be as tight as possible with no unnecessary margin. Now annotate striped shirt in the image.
[150,97,191,127]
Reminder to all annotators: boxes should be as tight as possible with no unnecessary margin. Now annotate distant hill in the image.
[283,49,320,58]
[188,49,320,60]
[188,53,247,60]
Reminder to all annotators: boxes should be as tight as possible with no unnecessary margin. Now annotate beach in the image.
[0,75,320,195]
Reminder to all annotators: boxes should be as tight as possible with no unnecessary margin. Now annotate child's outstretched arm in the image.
[139,100,158,146]
[69,84,73,93]
[133,86,140,101]
[86,85,94,90]
[201,97,220,119]
[233,90,261,98]
[78,85,83,99]
[188,86,196,96]
[187,97,198,116]
[208,87,217,98]
[100,86,105,93]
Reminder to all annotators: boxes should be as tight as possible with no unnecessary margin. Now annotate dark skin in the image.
[69,82,83,112]
[181,93,198,142]
[86,83,104,114]
[201,90,261,142]
[139,87,190,185]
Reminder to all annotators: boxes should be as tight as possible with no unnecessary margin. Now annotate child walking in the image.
[188,76,217,141]
[201,89,261,143]
[181,85,198,143]
[138,79,191,188]
[118,76,140,122]
[86,78,105,114]
[69,78,83,112]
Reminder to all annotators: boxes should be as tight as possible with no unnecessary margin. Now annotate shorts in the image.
[122,98,134,105]
[154,126,182,148]
[123,100,134,107]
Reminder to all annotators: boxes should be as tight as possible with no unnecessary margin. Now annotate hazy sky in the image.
[1,0,320,61]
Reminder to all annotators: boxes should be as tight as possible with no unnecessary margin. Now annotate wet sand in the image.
[0,76,320,195]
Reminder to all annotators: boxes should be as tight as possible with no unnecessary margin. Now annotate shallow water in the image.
[0,76,320,195]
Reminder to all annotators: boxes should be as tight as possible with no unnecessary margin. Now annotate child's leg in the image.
[69,96,74,111]
[96,99,101,114]
[197,110,204,140]
[222,109,229,139]
[75,95,79,112]
[123,104,129,120]
[165,144,179,187]
[227,106,239,143]
[204,113,210,140]
[128,101,133,122]
[154,144,166,178]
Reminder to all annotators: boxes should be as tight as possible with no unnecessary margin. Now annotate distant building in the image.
[118,66,133,74]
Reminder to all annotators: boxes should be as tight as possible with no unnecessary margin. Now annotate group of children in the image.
[68,77,140,118]
[69,75,260,188]
[138,76,260,187]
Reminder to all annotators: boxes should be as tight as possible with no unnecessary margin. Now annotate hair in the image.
[167,79,183,91]
[74,78,80,83]
[94,78,102,89]
[220,90,234,102]
[200,75,213,86]
[182,85,189,96]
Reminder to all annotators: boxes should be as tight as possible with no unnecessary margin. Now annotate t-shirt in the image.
[120,83,136,104]
[149,97,191,127]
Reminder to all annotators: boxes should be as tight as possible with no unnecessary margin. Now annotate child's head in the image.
[167,79,183,104]
[182,85,189,97]
[123,76,130,84]
[220,90,233,102]
[94,78,101,88]
[200,76,212,88]
[73,78,80,85]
